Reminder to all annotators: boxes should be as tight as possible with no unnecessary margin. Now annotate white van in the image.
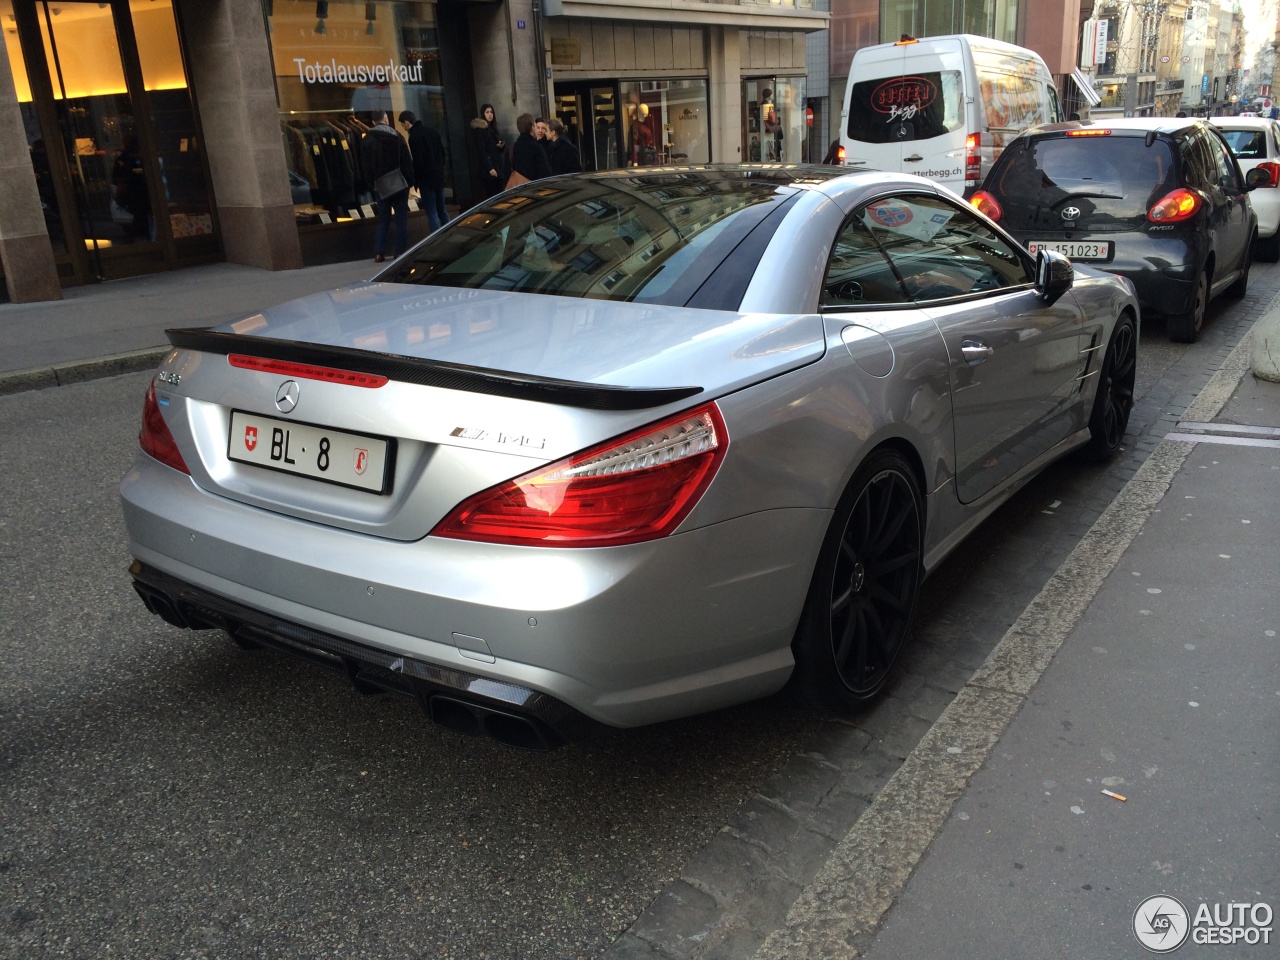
[839,34,1063,196]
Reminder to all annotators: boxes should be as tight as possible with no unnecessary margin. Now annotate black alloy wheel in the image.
[793,450,923,711]
[1084,315,1137,461]
[1169,268,1208,343]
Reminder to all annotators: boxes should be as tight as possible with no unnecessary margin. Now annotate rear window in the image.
[376,174,790,305]
[989,135,1176,217]
[847,71,963,144]
[1218,129,1266,159]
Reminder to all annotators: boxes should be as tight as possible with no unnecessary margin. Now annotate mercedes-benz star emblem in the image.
[275,380,300,414]
[1061,206,1082,221]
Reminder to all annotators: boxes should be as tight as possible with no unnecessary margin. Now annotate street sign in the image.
[1160,55,1170,63]
[1182,55,1191,64]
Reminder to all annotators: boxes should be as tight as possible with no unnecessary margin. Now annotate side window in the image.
[821,216,909,306]
[858,194,1032,302]
[1182,133,1213,189]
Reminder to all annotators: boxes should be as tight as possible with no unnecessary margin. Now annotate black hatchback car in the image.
[971,118,1266,342]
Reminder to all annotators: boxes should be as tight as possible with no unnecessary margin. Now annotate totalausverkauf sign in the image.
[292,57,425,84]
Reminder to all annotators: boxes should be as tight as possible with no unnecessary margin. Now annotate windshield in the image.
[377,173,790,306]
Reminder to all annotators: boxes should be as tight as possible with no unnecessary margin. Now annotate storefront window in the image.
[268,0,446,226]
[744,78,806,163]
[618,80,710,167]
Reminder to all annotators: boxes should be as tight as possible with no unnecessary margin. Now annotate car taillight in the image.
[1065,128,1111,137]
[836,143,846,164]
[1256,161,1280,186]
[139,380,190,474]
[1148,187,1201,223]
[432,403,727,547]
[965,133,981,184]
[969,189,1002,221]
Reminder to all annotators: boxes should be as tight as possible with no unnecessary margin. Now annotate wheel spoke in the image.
[833,604,857,667]
[867,580,909,616]
[830,583,853,617]
[871,549,918,575]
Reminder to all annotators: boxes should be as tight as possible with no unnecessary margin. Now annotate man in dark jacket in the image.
[399,110,449,232]
[546,118,582,176]
[510,113,552,184]
[360,110,414,262]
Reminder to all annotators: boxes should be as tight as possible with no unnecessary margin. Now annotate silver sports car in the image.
[122,166,1139,749]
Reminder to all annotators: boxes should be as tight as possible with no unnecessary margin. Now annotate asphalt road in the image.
[0,274,1272,959]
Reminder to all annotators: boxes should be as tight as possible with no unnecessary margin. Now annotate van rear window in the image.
[847,71,963,144]
[1218,129,1266,159]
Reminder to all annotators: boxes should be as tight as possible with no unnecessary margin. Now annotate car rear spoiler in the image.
[165,327,702,411]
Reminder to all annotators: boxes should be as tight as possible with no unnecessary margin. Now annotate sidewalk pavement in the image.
[0,258,373,395]
[756,329,1280,959]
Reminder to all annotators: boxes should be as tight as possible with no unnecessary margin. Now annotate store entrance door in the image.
[553,82,624,172]
[8,0,219,284]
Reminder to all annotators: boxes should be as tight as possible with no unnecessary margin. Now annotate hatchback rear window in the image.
[989,136,1176,216]
[847,71,963,144]
[1218,129,1266,159]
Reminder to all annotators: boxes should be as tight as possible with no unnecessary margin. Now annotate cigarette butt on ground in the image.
[1101,789,1127,802]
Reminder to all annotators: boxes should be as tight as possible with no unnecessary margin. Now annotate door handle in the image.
[961,339,993,364]
[904,154,923,162]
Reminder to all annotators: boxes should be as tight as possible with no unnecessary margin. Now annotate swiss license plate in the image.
[1026,240,1113,262]
[228,410,392,494]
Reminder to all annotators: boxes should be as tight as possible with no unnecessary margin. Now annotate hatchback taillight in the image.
[1148,188,1201,223]
[1256,161,1280,187]
[432,403,727,547]
[969,189,1002,221]
[965,132,981,184]
[139,380,190,474]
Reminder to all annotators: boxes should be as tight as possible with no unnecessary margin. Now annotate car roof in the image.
[1211,116,1274,129]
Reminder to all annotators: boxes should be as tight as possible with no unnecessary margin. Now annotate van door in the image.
[843,39,969,194]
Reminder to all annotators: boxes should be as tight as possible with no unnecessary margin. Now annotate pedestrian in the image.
[535,116,552,165]
[821,138,841,165]
[508,112,551,187]
[398,109,450,232]
[546,117,582,175]
[761,88,781,161]
[470,103,506,198]
[361,109,414,263]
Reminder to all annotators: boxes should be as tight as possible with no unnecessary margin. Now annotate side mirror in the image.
[1035,249,1074,303]
[1245,167,1271,189]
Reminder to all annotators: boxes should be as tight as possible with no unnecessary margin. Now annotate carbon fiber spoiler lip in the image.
[165,327,703,411]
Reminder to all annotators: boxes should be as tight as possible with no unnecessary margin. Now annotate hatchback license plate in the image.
[228,411,392,494]
[1026,240,1113,261]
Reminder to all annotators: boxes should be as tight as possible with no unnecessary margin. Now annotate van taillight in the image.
[836,144,846,163]
[969,190,1002,221]
[965,133,981,183]
[1256,162,1280,187]
[1148,188,1201,223]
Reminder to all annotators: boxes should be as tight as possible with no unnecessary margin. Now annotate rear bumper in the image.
[121,453,824,729]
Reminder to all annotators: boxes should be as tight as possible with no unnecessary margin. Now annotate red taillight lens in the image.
[965,132,981,183]
[1148,187,1201,223]
[836,144,846,163]
[1256,161,1280,186]
[969,189,1002,221]
[139,380,190,474]
[432,403,728,547]
[228,354,388,388]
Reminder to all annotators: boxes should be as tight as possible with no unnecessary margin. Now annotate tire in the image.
[1168,268,1207,343]
[1255,232,1280,263]
[792,449,923,713]
[1226,237,1252,299]
[1083,315,1137,462]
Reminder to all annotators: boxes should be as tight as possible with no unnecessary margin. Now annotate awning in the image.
[1071,69,1103,107]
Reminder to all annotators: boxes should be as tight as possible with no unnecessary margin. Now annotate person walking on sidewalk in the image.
[399,110,450,232]
[361,110,415,263]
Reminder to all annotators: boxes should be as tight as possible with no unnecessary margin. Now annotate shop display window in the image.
[268,0,447,227]
[618,80,710,167]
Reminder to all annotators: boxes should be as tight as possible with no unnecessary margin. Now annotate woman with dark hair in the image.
[470,103,507,198]
[510,112,552,184]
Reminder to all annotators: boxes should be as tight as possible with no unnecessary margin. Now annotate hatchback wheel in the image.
[1169,268,1207,343]
[792,450,923,712]
[1084,315,1137,461]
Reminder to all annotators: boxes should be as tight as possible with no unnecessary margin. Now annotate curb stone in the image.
[0,347,167,397]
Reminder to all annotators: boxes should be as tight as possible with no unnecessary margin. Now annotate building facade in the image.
[0,0,827,303]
